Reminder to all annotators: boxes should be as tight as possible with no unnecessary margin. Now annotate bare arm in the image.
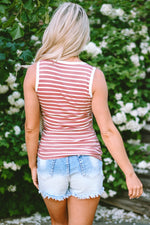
[92,69,143,199]
[23,63,40,188]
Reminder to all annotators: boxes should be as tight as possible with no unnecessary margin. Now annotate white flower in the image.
[127,139,140,145]
[12,91,21,99]
[3,161,21,171]
[48,6,52,12]
[104,158,113,165]
[140,42,149,48]
[137,161,150,169]
[115,8,125,17]
[139,55,144,61]
[121,102,133,113]
[100,4,113,16]
[130,54,140,66]
[117,100,124,107]
[83,42,102,57]
[130,110,138,117]
[15,63,21,72]
[16,49,22,57]
[15,98,24,108]
[1,17,7,22]
[99,40,107,49]
[96,19,101,24]
[118,125,126,131]
[101,191,108,199]
[126,42,136,52]
[109,190,117,197]
[0,84,9,94]
[101,24,106,28]
[128,19,135,25]
[130,10,136,18]
[18,22,24,28]
[34,41,41,46]
[115,93,122,101]
[6,73,16,84]
[8,95,15,105]
[141,48,148,54]
[125,118,142,132]
[21,143,27,152]
[9,83,19,90]
[121,28,135,36]
[7,106,20,115]
[139,71,146,79]
[147,67,150,73]
[143,124,150,131]
[112,112,127,125]
[109,9,117,19]
[31,35,39,41]
[137,107,149,117]
[108,175,115,182]
[5,131,10,138]
[139,25,148,36]
[133,88,138,95]
[140,42,149,55]
[8,185,16,192]
[14,125,21,135]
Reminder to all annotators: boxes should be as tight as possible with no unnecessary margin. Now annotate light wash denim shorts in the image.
[37,155,104,201]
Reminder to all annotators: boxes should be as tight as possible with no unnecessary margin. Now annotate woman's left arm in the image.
[23,63,40,189]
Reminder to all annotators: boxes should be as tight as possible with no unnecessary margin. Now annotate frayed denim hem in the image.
[39,188,105,201]
[39,190,70,201]
[71,189,105,200]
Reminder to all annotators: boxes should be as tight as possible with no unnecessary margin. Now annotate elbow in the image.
[25,122,39,134]
[101,129,113,138]
[100,125,117,139]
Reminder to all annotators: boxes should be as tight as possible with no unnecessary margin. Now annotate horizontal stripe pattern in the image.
[36,60,102,160]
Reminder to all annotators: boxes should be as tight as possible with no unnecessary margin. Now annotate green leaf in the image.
[0,187,5,194]
[2,15,15,29]
[10,24,24,40]
[0,140,9,148]
[23,0,33,10]
[0,4,7,14]
[0,53,6,60]
[20,49,33,61]
[0,0,10,3]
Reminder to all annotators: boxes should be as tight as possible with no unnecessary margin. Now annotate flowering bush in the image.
[0,0,150,218]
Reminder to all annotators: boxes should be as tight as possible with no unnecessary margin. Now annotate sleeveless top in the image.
[36,60,102,160]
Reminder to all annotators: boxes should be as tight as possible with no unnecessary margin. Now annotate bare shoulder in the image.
[24,63,37,88]
[92,68,107,95]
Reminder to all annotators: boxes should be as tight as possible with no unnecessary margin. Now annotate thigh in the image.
[44,198,68,225]
[67,196,100,225]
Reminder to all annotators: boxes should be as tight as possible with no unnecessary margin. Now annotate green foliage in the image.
[0,0,150,218]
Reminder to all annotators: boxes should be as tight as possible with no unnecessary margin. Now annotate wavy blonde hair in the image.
[34,2,90,62]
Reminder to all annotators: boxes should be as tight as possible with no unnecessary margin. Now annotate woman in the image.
[23,2,143,225]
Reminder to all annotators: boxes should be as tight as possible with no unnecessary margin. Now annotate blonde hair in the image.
[34,2,90,62]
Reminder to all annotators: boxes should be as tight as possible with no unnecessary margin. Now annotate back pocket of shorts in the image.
[37,158,56,179]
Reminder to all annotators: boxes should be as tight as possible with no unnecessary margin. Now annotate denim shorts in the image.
[37,155,104,201]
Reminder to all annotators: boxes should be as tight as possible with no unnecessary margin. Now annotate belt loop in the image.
[78,155,86,176]
[50,159,56,175]
[66,157,69,175]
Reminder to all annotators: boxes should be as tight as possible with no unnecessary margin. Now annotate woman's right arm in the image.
[92,69,143,199]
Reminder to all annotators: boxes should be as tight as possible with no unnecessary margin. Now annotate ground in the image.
[0,205,150,225]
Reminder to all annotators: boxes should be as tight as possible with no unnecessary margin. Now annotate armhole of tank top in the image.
[89,67,96,98]
[35,61,39,92]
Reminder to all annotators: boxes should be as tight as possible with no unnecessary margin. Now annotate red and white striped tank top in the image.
[36,60,102,160]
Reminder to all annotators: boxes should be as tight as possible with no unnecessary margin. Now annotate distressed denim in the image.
[37,155,104,200]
